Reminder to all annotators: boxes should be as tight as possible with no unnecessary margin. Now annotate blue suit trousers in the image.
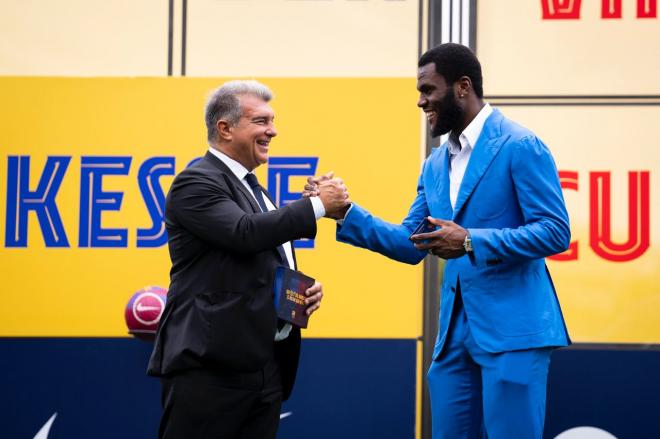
[428,291,553,439]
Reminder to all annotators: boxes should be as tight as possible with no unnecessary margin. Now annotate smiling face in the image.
[224,94,277,171]
[417,63,463,137]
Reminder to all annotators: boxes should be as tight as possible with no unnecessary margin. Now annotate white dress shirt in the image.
[447,103,493,209]
[337,104,494,225]
[208,147,325,340]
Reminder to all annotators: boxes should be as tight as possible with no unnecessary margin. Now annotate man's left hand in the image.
[410,217,468,259]
[304,281,323,316]
[303,172,333,198]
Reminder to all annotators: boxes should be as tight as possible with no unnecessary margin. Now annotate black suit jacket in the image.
[147,151,316,400]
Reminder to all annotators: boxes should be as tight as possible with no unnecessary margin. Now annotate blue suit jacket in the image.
[337,109,570,357]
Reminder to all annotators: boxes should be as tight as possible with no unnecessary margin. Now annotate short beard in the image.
[430,91,463,138]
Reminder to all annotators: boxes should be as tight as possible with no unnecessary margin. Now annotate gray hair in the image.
[204,80,273,143]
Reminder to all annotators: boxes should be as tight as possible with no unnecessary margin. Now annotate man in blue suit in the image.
[306,44,570,438]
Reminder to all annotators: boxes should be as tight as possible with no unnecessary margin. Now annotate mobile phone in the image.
[409,218,437,241]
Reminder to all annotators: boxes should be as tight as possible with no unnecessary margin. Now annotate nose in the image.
[266,123,277,138]
[417,94,427,108]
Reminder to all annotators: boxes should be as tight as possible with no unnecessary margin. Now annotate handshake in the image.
[302,172,351,220]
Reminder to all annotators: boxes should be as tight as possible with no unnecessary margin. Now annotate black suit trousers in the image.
[159,359,283,439]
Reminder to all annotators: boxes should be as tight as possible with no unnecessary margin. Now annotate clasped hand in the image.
[302,172,350,220]
[410,217,469,259]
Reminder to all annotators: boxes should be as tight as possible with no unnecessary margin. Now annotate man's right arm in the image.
[336,197,429,266]
[306,169,430,265]
[168,170,316,253]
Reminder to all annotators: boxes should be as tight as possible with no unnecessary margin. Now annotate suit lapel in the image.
[204,152,290,266]
[429,146,454,219]
[204,151,261,214]
[452,110,509,219]
[262,187,297,268]
[262,187,294,266]
[261,187,278,208]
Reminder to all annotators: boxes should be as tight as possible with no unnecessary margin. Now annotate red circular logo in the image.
[132,292,165,326]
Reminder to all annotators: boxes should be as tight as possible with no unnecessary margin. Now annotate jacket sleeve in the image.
[336,166,429,265]
[167,171,316,253]
[468,135,571,267]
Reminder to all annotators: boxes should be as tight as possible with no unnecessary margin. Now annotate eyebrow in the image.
[250,115,270,121]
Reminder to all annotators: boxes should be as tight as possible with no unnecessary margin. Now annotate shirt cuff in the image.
[310,196,326,220]
[335,203,353,226]
[274,323,292,341]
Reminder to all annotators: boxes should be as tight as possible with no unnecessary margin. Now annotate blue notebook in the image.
[273,266,315,328]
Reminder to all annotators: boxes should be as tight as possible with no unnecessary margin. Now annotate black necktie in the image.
[245,173,288,265]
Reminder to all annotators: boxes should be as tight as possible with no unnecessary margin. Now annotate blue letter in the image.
[5,156,71,247]
[186,157,202,168]
[79,156,131,247]
[136,156,175,248]
[267,157,319,248]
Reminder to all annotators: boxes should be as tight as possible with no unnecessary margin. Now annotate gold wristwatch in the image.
[463,234,473,253]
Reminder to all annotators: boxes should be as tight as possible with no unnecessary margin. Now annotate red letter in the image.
[602,0,622,18]
[541,0,582,19]
[549,171,579,261]
[638,0,658,18]
[590,171,650,262]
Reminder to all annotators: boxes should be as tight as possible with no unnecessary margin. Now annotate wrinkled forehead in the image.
[239,94,275,118]
[417,63,446,88]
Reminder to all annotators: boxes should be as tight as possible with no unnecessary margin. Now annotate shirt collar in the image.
[208,147,251,182]
[447,103,493,155]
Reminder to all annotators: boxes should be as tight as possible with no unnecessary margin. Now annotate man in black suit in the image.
[147,80,349,439]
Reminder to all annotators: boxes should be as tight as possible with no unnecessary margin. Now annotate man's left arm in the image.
[468,135,570,267]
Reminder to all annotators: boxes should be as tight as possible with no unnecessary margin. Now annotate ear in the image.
[216,119,233,141]
[455,76,472,98]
